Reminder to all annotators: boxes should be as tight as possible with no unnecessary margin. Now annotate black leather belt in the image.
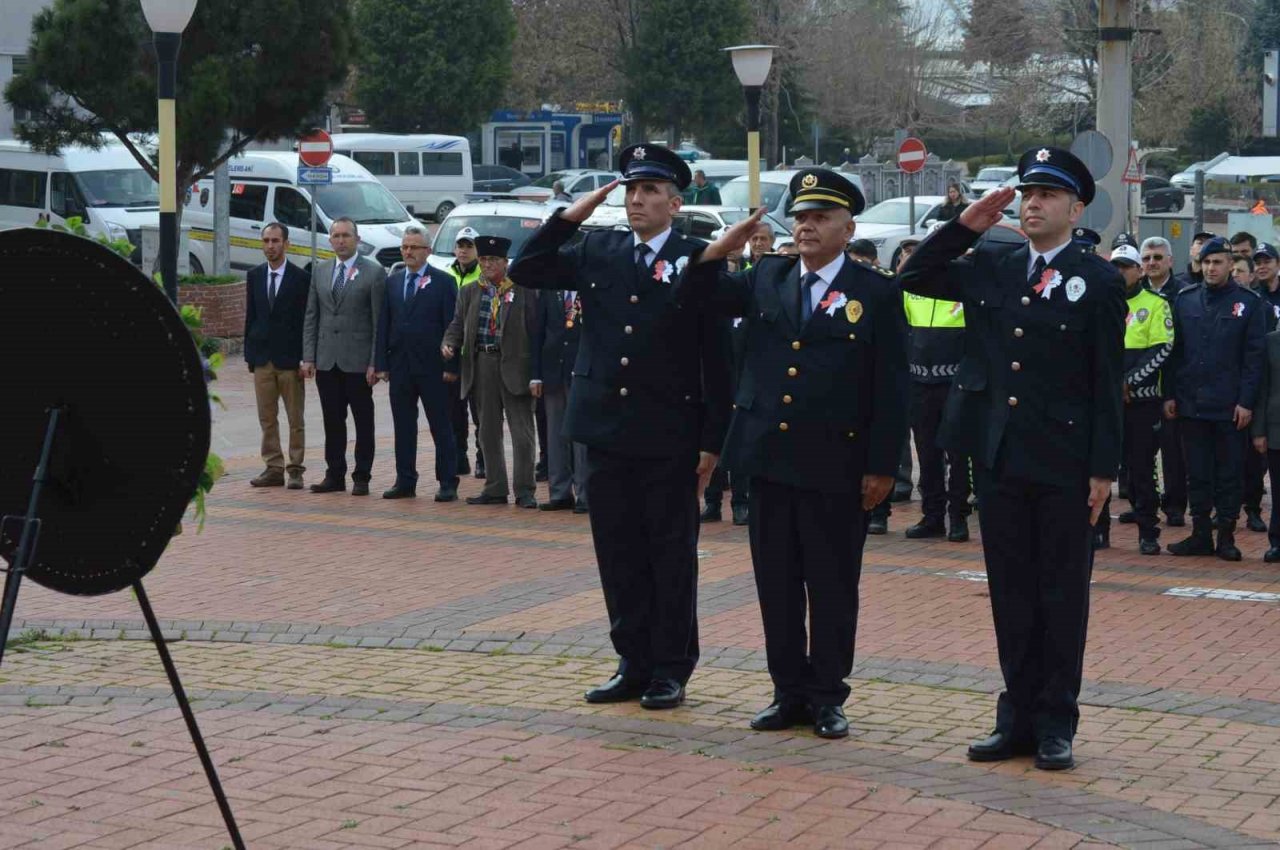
[478,344,500,353]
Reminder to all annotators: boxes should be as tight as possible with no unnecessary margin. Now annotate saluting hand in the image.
[700,206,769,264]
[958,187,1016,234]
[560,179,621,224]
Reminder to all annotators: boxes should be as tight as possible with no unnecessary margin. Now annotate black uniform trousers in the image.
[1244,436,1267,515]
[704,464,749,509]
[1181,418,1245,526]
[315,366,375,483]
[390,371,458,489]
[977,463,1092,742]
[1123,401,1163,538]
[1266,449,1280,547]
[749,476,867,706]
[912,382,971,524]
[1158,416,1187,519]
[586,446,700,684]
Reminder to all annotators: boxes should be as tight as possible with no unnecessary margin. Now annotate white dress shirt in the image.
[633,227,672,266]
[1027,238,1073,278]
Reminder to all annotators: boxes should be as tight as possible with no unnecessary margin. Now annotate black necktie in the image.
[268,271,278,309]
[405,271,419,302]
[333,262,347,299]
[801,272,823,321]
[635,243,651,279]
[1029,255,1047,288]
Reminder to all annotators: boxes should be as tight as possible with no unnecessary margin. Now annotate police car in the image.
[427,198,573,273]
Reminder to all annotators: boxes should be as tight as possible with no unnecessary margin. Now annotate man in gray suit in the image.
[301,217,387,496]
[442,235,538,508]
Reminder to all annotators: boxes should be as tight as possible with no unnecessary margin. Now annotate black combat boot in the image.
[1168,518,1214,556]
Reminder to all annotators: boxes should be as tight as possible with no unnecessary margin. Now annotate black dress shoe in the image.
[639,678,685,710]
[584,675,648,704]
[699,503,722,523]
[573,503,589,514]
[1165,513,1186,527]
[813,705,849,739]
[750,701,811,731]
[382,485,416,499]
[434,487,458,502]
[539,497,575,511]
[905,521,946,539]
[310,477,345,493]
[516,494,539,509]
[1118,510,1137,524]
[731,505,749,526]
[967,729,1034,762]
[1246,510,1268,532]
[466,493,508,505]
[1266,546,1280,563]
[1035,736,1074,770]
[351,481,370,496]
[866,518,888,535]
[948,517,970,542]
[1139,537,1161,555]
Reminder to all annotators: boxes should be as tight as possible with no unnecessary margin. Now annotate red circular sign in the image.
[298,129,333,167]
[897,136,927,174]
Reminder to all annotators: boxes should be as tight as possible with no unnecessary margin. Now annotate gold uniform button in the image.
[848,333,856,340]
[1014,328,1024,338]
[1021,296,1031,306]
[1008,396,1018,407]
[787,367,798,377]
[782,394,793,404]
[791,340,801,350]
[624,325,633,334]
[1011,361,1021,371]
[620,357,629,366]
[620,388,629,397]
[779,422,789,432]
[629,295,639,303]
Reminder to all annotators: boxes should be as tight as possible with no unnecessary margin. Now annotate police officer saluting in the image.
[1164,236,1268,560]
[680,169,910,738]
[898,147,1126,770]
[510,144,731,709]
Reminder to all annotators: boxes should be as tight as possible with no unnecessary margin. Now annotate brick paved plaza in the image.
[2,366,1280,849]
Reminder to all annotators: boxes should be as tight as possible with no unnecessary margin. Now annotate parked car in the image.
[969,166,1017,197]
[427,199,571,273]
[472,163,531,193]
[672,205,792,249]
[720,170,865,227]
[1141,176,1185,213]
[509,169,618,201]
[853,194,1018,265]
[1170,161,1207,193]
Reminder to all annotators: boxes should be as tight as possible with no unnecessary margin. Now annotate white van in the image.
[184,152,420,273]
[0,139,158,262]
[331,133,472,222]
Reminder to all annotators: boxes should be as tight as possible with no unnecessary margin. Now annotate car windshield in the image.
[530,171,571,189]
[975,168,1014,182]
[74,169,158,208]
[432,214,546,258]
[719,209,791,236]
[857,199,916,225]
[720,180,786,212]
[313,180,408,224]
[602,184,627,206]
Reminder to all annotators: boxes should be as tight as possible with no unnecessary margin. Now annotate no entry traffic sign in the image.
[298,129,333,168]
[898,137,927,174]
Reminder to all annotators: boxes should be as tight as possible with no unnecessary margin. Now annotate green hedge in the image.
[179,274,242,286]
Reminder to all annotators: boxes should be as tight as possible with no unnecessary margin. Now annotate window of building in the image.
[11,57,31,124]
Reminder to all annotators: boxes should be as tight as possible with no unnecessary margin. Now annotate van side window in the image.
[352,151,394,176]
[273,187,314,231]
[229,184,268,221]
[50,172,86,218]
[0,167,46,209]
[422,152,463,176]
[398,153,420,176]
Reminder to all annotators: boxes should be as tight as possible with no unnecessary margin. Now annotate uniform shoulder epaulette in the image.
[849,257,895,279]
[1174,282,1202,296]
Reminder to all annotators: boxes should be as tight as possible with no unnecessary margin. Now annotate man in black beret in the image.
[898,145,1126,770]
[510,143,732,710]
[678,167,910,739]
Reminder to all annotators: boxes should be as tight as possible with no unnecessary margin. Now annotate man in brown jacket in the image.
[442,235,539,507]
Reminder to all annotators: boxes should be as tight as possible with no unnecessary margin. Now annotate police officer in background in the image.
[446,227,484,477]
[680,168,909,738]
[510,144,732,710]
[1164,237,1268,561]
[899,147,1125,771]
[1243,242,1280,532]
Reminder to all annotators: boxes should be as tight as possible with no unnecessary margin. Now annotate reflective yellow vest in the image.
[1123,286,1174,400]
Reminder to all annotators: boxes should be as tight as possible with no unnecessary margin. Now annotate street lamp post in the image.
[140,0,198,304]
[724,45,777,210]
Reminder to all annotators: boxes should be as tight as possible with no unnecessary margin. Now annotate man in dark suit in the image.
[245,222,311,489]
[300,217,387,496]
[531,283,588,512]
[510,144,732,710]
[898,147,1126,770]
[680,169,910,738]
[375,225,459,502]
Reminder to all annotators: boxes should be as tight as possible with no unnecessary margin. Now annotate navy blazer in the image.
[244,260,310,370]
[375,265,459,376]
[531,289,582,391]
[510,212,732,459]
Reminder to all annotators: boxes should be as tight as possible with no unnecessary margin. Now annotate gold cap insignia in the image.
[801,173,818,189]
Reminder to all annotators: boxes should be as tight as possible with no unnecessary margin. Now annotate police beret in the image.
[619,144,692,190]
[788,168,866,216]
[1112,231,1139,250]
[1017,146,1096,205]
[476,235,511,257]
[1199,236,1231,259]
[1256,242,1279,260]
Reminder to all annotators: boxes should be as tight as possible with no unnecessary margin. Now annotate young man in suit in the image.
[245,222,311,489]
[531,280,588,512]
[300,217,387,496]
[375,225,459,502]
[682,169,910,739]
[510,144,732,710]
[442,236,539,508]
[898,147,1126,770]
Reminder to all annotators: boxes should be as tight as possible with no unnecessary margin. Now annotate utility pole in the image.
[1094,0,1133,243]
